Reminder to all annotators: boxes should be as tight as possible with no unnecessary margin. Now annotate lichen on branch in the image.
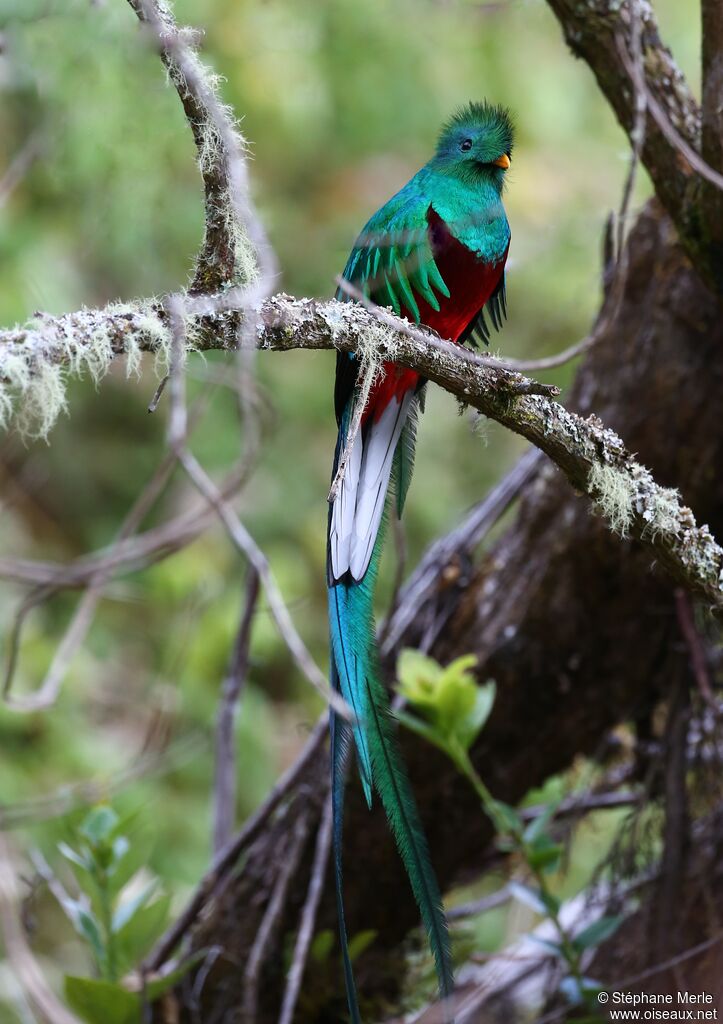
[1,292,721,609]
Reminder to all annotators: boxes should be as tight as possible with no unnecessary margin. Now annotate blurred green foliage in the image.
[0,0,699,1015]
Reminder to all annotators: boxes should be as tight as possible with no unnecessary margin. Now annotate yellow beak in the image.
[493,153,511,169]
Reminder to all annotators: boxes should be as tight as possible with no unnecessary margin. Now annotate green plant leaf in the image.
[540,889,561,916]
[526,837,563,873]
[522,800,560,846]
[52,889,106,969]
[105,830,155,894]
[435,656,478,723]
[109,836,130,873]
[58,842,91,871]
[80,806,119,846]
[456,681,496,751]
[573,915,624,952]
[397,649,443,707]
[491,800,523,836]
[112,880,157,933]
[115,894,171,968]
[347,929,376,962]
[76,908,106,967]
[528,935,564,957]
[508,881,547,915]
[144,950,207,1000]
[310,929,334,962]
[559,974,584,1006]
[64,976,140,1024]
[559,975,604,1008]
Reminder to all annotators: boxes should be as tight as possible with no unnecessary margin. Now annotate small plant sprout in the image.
[396,650,623,1016]
[35,804,195,1024]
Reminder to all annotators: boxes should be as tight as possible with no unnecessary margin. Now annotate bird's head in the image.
[435,101,514,191]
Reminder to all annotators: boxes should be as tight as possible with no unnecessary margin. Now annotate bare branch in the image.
[0,132,44,210]
[177,446,349,717]
[125,0,274,294]
[213,567,260,854]
[277,793,334,1024]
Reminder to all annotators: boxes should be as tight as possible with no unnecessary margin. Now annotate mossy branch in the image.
[1,292,721,609]
[126,0,263,292]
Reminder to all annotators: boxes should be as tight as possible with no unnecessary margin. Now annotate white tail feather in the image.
[330,392,412,582]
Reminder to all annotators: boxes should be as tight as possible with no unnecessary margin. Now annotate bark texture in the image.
[171,201,723,1022]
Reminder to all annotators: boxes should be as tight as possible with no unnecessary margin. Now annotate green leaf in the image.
[526,838,563,873]
[559,974,584,1006]
[559,975,604,1008]
[58,842,90,871]
[347,929,376,962]
[112,880,157,933]
[105,830,155,895]
[64,977,140,1024]
[115,895,171,968]
[456,681,496,751]
[435,656,479,728]
[78,909,107,969]
[396,649,442,707]
[491,800,523,836]
[144,951,207,1001]
[80,806,119,846]
[508,881,547,915]
[541,889,561,916]
[573,915,624,952]
[523,800,560,846]
[109,837,130,873]
[528,935,565,957]
[310,929,334,962]
[51,888,106,969]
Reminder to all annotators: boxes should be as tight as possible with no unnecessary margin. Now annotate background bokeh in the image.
[0,0,699,1014]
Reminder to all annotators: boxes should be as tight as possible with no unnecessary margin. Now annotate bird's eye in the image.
[460,138,473,152]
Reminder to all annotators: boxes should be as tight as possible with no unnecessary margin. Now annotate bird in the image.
[327,100,514,1022]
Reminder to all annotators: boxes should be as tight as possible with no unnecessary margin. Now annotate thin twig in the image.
[277,792,334,1024]
[0,133,44,209]
[178,447,349,717]
[334,274,552,391]
[675,589,717,711]
[213,567,260,854]
[505,15,646,380]
[160,145,342,719]
[2,391,211,710]
[610,23,723,197]
[500,335,596,373]
[447,886,511,922]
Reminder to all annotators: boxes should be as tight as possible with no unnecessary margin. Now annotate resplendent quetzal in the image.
[327,101,514,1021]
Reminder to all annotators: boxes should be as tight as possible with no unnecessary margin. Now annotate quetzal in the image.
[327,101,514,1021]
